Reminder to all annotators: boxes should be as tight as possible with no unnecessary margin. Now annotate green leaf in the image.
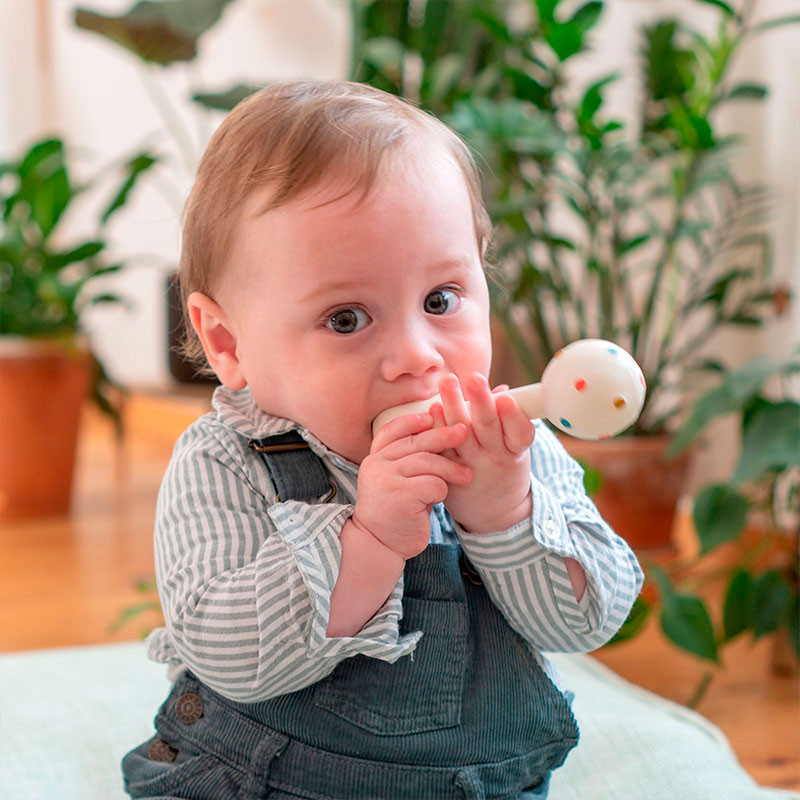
[546,23,583,61]
[47,241,105,269]
[753,570,792,639]
[606,596,651,646]
[74,0,235,65]
[788,591,800,658]
[694,0,738,18]
[720,83,769,103]
[652,566,719,662]
[750,15,800,35]
[469,5,515,44]
[100,152,158,224]
[693,484,748,555]
[641,20,695,102]
[732,400,800,485]
[569,2,603,35]
[668,356,798,454]
[722,569,755,641]
[504,68,549,107]
[618,233,651,254]
[193,83,263,112]
[535,0,559,25]
[17,138,63,178]
[577,459,603,496]
[579,73,618,121]
[29,162,72,239]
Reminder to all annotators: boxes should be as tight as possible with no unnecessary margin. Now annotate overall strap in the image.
[248,431,336,503]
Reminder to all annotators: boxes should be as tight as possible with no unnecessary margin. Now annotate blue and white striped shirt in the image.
[146,386,643,702]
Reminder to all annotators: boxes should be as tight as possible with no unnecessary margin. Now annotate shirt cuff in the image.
[454,473,581,565]
[454,474,593,633]
[267,500,421,663]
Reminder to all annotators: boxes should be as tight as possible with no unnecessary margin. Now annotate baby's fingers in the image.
[381,422,468,461]
[464,373,504,450]
[371,412,433,454]
[398,451,473,485]
[496,393,536,453]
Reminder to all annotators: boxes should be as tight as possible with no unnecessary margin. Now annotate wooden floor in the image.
[1,392,798,791]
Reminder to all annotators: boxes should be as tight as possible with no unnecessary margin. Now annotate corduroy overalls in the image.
[122,432,579,800]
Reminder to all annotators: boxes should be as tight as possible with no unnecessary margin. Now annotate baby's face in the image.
[218,147,492,464]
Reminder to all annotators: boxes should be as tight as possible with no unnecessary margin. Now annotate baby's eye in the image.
[325,307,371,334]
[424,288,460,315]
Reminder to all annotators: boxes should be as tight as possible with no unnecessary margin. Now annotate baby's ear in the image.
[186,292,246,390]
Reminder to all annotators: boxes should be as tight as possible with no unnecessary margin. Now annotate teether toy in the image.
[372,339,646,440]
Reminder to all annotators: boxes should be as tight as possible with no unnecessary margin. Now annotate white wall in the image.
[1,0,797,402]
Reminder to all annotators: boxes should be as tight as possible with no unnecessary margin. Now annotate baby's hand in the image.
[431,373,535,533]
[351,413,472,559]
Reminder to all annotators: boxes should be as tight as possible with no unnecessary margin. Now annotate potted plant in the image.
[607,352,799,707]
[0,137,155,517]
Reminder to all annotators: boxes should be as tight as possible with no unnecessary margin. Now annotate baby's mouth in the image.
[371,393,442,436]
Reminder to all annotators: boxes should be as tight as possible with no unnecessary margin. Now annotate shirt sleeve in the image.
[455,420,644,654]
[150,420,419,703]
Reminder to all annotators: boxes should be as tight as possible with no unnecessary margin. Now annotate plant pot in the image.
[558,433,691,550]
[0,337,92,518]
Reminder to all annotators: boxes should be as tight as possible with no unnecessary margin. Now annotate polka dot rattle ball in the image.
[371,339,646,440]
[537,339,645,440]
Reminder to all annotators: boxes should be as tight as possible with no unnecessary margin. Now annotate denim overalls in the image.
[123,432,579,800]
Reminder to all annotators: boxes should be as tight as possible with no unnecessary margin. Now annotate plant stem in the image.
[687,669,714,709]
[139,65,198,177]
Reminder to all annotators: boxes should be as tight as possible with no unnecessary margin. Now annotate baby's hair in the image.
[178,79,492,372]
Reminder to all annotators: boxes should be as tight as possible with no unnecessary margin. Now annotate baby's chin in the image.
[324,427,372,466]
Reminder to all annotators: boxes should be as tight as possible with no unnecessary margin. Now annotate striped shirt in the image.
[146,386,643,702]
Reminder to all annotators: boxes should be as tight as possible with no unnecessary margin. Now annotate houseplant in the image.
[608,352,799,706]
[0,137,155,517]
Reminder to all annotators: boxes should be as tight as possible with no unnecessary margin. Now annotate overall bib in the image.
[123,432,579,800]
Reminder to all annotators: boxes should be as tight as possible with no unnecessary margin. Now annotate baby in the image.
[123,80,643,800]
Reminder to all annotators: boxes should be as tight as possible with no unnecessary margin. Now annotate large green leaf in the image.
[732,400,800,485]
[722,569,755,641]
[74,0,235,65]
[668,356,799,455]
[753,570,792,639]
[10,139,73,239]
[693,483,748,554]
[652,566,719,662]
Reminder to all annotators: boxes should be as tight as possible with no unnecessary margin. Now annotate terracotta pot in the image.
[0,337,91,518]
[558,433,691,550]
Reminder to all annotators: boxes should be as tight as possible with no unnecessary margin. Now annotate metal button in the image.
[174,692,204,725]
[542,519,559,541]
[148,736,178,762]
[460,556,483,586]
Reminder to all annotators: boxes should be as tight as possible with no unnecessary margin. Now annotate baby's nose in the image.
[380,333,445,381]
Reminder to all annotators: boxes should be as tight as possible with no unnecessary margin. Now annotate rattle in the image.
[372,339,646,440]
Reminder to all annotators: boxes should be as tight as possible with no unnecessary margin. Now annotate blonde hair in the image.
[179,79,492,370]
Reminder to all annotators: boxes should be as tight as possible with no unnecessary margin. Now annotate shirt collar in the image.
[212,386,360,476]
